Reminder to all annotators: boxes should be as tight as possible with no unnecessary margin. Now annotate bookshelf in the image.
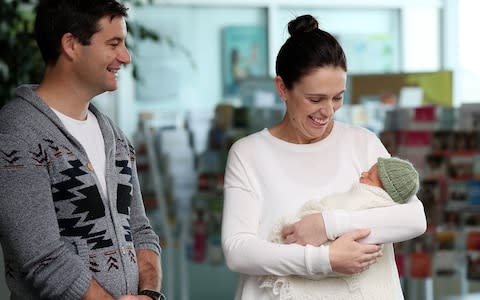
[380,104,480,299]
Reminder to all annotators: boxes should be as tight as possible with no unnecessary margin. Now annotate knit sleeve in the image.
[221,146,333,276]
[323,195,426,244]
[126,140,161,255]
[0,134,91,300]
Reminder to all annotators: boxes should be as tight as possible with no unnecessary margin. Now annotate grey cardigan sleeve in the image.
[0,134,92,299]
[127,141,161,255]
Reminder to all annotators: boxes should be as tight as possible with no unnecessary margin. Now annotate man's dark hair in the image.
[34,0,128,65]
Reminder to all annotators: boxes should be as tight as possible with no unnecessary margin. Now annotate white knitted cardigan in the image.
[259,183,402,300]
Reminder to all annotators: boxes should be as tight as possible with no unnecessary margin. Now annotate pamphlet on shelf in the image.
[466,229,480,251]
[398,86,423,108]
[467,180,480,206]
[434,250,460,276]
[458,103,480,130]
[446,180,469,209]
[467,251,480,280]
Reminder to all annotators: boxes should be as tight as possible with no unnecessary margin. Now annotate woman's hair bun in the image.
[288,14,319,36]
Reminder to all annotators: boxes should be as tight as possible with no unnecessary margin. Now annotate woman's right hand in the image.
[329,228,383,274]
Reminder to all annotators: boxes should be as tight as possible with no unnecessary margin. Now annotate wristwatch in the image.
[139,289,166,300]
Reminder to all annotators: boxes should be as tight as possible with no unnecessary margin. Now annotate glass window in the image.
[277,8,401,74]
[458,0,480,103]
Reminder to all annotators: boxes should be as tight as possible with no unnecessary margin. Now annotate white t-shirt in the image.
[52,108,107,198]
[221,121,426,300]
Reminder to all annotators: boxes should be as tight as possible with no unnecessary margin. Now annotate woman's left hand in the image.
[281,213,328,246]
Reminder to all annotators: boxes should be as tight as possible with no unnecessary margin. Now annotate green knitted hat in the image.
[377,157,419,204]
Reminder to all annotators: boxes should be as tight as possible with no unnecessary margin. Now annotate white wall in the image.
[401,6,441,71]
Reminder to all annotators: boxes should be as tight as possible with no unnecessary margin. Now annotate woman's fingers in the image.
[283,234,296,244]
[329,230,384,274]
[281,224,294,238]
[344,228,371,241]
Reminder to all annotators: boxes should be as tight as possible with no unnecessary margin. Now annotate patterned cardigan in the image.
[0,85,160,300]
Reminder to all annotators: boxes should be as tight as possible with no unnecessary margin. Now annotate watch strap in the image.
[139,289,165,300]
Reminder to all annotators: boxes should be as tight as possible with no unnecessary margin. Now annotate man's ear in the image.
[61,33,78,60]
[274,76,288,101]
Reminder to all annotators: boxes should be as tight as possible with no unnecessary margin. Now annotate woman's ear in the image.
[274,76,288,101]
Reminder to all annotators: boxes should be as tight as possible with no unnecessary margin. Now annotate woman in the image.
[221,14,426,300]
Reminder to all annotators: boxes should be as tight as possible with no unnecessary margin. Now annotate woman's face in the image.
[278,66,346,144]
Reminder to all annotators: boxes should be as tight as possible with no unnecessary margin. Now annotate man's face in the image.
[74,16,131,95]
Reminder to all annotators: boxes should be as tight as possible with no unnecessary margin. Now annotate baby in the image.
[260,157,420,300]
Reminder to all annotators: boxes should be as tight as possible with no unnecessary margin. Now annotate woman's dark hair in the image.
[275,14,347,89]
[34,0,128,65]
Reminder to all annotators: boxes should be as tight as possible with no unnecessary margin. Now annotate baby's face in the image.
[359,163,383,188]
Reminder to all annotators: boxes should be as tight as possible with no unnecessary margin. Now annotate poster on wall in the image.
[339,33,396,74]
[222,26,268,96]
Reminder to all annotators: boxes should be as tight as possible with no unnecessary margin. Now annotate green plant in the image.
[0,0,193,108]
[0,1,43,107]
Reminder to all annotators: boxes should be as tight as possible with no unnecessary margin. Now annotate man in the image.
[0,0,164,299]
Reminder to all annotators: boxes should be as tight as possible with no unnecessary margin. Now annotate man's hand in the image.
[281,213,328,246]
[329,229,382,274]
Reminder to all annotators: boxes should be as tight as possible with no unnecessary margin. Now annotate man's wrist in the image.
[138,289,165,300]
